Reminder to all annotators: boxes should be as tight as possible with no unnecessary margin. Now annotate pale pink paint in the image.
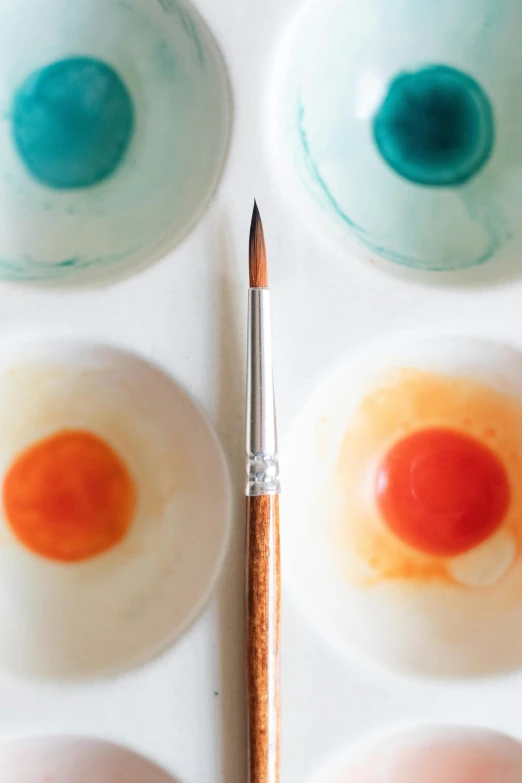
[332,729,522,783]
[0,736,177,783]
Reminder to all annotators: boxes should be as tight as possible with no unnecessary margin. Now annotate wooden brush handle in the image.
[246,494,281,783]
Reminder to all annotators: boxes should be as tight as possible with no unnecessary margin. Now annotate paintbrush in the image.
[246,201,281,783]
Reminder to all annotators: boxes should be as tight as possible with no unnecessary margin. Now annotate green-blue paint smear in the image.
[156,0,204,63]
[373,65,495,187]
[0,245,140,283]
[13,57,135,190]
[296,97,499,271]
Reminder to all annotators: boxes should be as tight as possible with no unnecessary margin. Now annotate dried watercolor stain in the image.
[329,368,522,590]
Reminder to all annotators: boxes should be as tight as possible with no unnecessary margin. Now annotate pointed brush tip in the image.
[250,200,260,230]
[249,200,268,288]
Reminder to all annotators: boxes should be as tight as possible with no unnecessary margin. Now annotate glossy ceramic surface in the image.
[0,736,179,782]
[269,0,522,274]
[282,334,522,677]
[307,727,522,783]
[0,339,231,678]
[0,0,230,284]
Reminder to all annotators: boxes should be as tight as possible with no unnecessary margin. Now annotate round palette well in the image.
[0,736,178,782]
[268,0,522,275]
[308,727,522,783]
[282,334,522,677]
[0,0,230,285]
[0,339,231,679]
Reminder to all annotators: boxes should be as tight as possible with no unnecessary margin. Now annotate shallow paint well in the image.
[312,728,522,783]
[0,0,230,284]
[13,57,134,189]
[0,339,231,678]
[269,0,522,272]
[0,736,179,783]
[282,336,522,676]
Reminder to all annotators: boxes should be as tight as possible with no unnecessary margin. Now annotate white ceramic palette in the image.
[0,0,521,780]
[0,338,231,678]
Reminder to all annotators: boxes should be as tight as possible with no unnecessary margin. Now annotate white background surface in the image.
[1,0,522,781]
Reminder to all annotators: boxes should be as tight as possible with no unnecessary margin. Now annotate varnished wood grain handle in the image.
[246,494,281,783]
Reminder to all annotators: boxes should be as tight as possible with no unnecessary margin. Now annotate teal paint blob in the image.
[373,65,494,187]
[13,57,135,189]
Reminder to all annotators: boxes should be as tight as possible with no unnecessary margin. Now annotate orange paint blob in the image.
[376,428,511,557]
[332,368,522,587]
[3,429,136,562]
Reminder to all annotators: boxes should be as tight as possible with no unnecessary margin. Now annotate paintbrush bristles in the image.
[249,201,268,288]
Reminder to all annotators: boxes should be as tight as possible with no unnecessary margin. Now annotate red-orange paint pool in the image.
[3,429,136,562]
[376,427,511,557]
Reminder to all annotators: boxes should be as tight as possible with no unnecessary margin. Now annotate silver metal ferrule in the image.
[246,288,280,497]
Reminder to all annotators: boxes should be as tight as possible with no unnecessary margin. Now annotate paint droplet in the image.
[3,429,136,562]
[13,57,135,189]
[376,427,510,557]
[373,65,494,187]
